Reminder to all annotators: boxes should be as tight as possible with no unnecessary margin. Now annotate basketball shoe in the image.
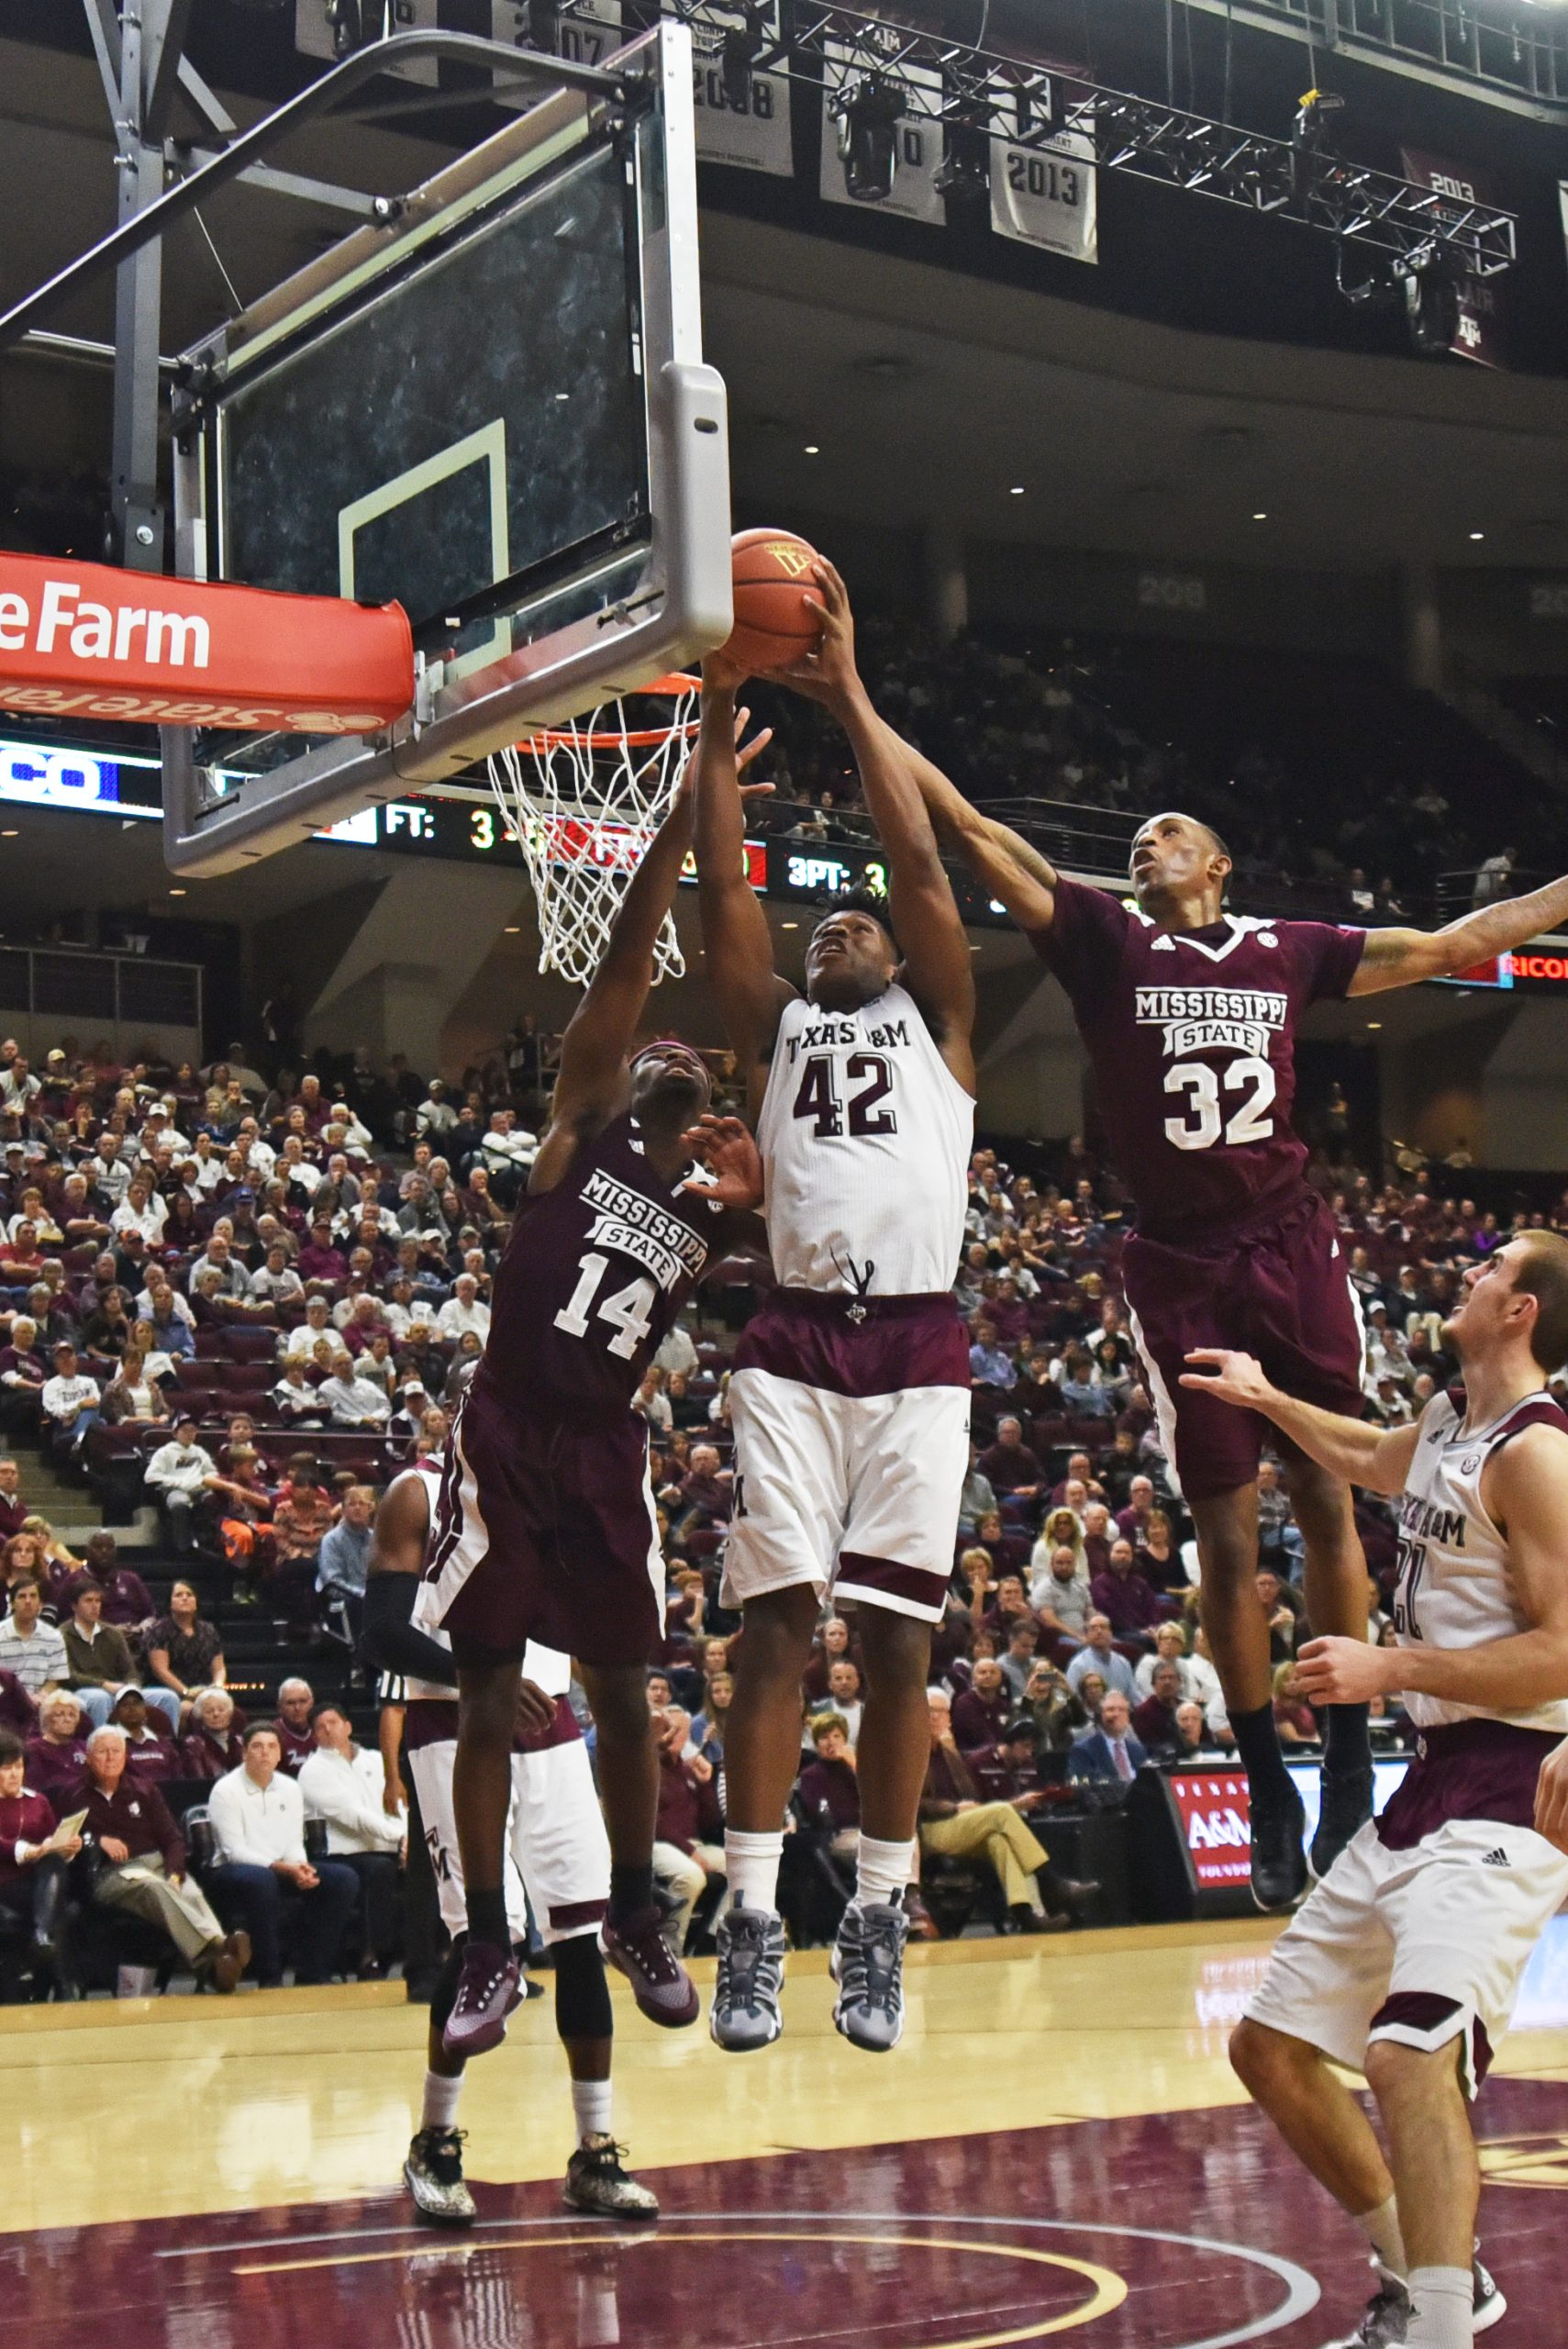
[710,1904,786,2050]
[1310,1763,1374,1882]
[831,1898,908,2054]
[563,2135,660,2220]
[1328,2253,1506,2346]
[599,1907,699,2027]
[440,1938,522,2058]
[1250,1776,1308,1912]
[404,2127,476,2225]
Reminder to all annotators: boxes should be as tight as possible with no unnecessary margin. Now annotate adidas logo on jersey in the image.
[1480,1847,1510,1868]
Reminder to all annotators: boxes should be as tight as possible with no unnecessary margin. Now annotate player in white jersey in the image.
[695,560,976,2054]
[1182,1231,1568,2349]
[363,1466,657,2226]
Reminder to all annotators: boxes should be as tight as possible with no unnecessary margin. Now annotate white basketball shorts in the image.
[723,1366,970,1622]
[407,1734,610,1946]
[1244,1816,1568,2098]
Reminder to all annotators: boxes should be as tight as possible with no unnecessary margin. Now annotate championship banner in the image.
[1400,148,1507,368]
[990,81,1097,264]
[686,0,793,176]
[819,39,945,226]
[489,0,624,106]
[0,551,412,735]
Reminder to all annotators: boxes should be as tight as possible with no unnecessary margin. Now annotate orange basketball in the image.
[723,527,825,675]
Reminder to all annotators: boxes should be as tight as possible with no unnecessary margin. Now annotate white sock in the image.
[1406,2266,1473,2348]
[724,1829,784,1912]
[420,2069,463,2132]
[572,2076,614,2146]
[1357,2195,1408,2280]
[855,1835,914,1908]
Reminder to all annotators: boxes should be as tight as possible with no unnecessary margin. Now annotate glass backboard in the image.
[163,18,730,877]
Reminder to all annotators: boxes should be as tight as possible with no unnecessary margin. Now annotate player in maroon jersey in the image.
[417,731,770,2049]
[894,752,1568,1909]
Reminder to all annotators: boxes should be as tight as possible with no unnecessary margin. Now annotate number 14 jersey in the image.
[1029,879,1365,1245]
[757,982,973,1296]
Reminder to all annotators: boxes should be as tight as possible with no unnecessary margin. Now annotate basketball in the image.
[723,526,826,675]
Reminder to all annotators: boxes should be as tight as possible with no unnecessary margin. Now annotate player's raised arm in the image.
[1179,1346,1423,1497]
[781,562,975,1088]
[550,713,773,1133]
[885,726,1059,936]
[1348,865,1568,997]
[693,663,795,1103]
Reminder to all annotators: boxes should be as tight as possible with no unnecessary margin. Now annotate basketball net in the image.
[485,674,700,986]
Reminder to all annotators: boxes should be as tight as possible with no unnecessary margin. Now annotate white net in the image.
[485,681,699,986]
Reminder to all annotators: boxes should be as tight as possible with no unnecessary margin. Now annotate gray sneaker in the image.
[1473,2252,1507,2334]
[1329,2266,1408,2349]
[832,1898,908,2054]
[404,2127,477,2226]
[563,2134,659,2220]
[710,1904,785,2051]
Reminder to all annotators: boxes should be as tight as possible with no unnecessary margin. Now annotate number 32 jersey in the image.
[480,1114,716,1418]
[757,982,973,1297]
[1029,879,1364,1245]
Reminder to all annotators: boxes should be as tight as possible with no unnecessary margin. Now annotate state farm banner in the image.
[1400,148,1507,369]
[685,0,794,176]
[0,553,412,735]
[990,81,1097,264]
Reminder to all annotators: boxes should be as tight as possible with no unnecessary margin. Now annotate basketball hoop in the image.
[486,674,701,986]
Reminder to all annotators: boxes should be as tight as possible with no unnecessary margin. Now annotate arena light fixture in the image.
[832,73,905,203]
[1469,530,1485,540]
[804,444,820,454]
[720,4,773,110]
[1396,242,1462,356]
[1009,484,1026,495]
[1253,511,1268,519]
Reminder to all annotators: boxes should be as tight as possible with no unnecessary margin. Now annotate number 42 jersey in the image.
[757,981,973,1297]
[1029,879,1365,1245]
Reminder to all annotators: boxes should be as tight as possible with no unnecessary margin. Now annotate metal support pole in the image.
[109,0,168,572]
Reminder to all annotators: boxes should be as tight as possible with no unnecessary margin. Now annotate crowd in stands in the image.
[742,618,1542,920]
[2,1022,1564,1997]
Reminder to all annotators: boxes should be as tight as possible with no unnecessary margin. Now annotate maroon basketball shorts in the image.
[413,1377,663,1667]
[1122,1191,1365,1502]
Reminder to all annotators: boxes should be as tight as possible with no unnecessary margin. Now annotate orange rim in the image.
[517,674,701,755]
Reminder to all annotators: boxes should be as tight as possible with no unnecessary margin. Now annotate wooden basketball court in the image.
[9,1917,1568,2347]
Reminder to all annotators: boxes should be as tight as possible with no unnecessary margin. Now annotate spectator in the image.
[318,1352,393,1431]
[957,1442,998,1539]
[1255,1568,1303,1664]
[108,1685,179,1782]
[272,1676,317,1775]
[206,1723,359,1986]
[62,1578,175,1731]
[79,1723,249,1988]
[997,1616,1042,1703]
[297,1702,405,1976]
[0,1575,68,1697]
[436,1272,490,1344]
[650,1707,725,1950]
[952,1655,1011,1752]
[317,1485,374,1644]
[0,1456,26,1542]
[100,1340,170,1428]
[691,1669,733,1759]
[1064,1616,1138,1703]
[1131,1660,1185,1757]
[1134,1620,1195,1699]
[24,1687,89,1797]
[1273,1662,1319,1745]
[1030,1542,1094,1642]
[75,1532,155,1638]
[917,1689,1074,1932]
[798,1712,861,1864]
[968,1319,1016,1389]
[144,1580,226,1709]
[1018,1658,1088,1752]
[0,1726,77,1984]
[1067,1689,1147,1784]
[143,1416,218,1554]
[802,1616,854,1702]
[271,1465,338,1629]
[824,1658,865,1749]
[175,1689,242,1784]
[39,1341,100,1459]
[1090,1538,1162,1641]
[0,1318,48,1431]
[979,1418,1046,1515]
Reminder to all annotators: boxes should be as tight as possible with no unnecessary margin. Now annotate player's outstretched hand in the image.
[1534,1736,1568,1854]
[774,558,860,711]
[682,1113,764,1210]
[515,1675,557,1740]
[1179,1348,1277,1412]
[1295,1635,1392,1707]
[674,703,773,807]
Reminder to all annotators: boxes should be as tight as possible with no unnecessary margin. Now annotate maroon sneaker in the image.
[440,1939,522,2059]
[599,1907,699,2028]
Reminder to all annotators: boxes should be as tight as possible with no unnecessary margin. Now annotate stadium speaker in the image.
[1396,245,1461,358]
